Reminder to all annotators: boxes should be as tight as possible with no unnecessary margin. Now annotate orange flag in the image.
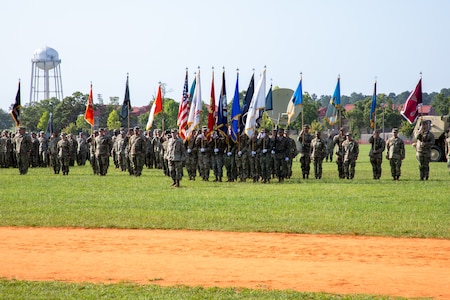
[146,84,163,130]
[84,83,95,126]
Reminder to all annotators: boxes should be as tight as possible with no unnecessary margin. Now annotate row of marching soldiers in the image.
[183,125,318,183]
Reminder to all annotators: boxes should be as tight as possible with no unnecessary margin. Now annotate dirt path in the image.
[1,227,449,299]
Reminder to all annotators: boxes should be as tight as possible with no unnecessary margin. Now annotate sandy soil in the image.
[1,227,449,299]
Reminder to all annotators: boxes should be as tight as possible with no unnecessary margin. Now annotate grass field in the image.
[1,144,449,299]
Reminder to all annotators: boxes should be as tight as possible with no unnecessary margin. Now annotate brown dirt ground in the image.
[1,227,449,299]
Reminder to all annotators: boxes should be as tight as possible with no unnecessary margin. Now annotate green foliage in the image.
[290,92,320,130]
[37,111,50,131]
[75,115,91,131]
[62,122,78,135]
[0,109,14,130]
[400,120,415,138]
[107,109,121,130]
[432,89,450,115]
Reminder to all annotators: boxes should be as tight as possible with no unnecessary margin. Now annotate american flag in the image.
[177,69,189,140]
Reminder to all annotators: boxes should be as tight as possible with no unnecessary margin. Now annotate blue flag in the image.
[217,69,228,136]
[231,72,240,143]
[370,81,377,129]
[325,76,341,125]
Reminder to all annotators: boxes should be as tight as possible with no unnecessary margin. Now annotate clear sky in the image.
[1,0,449,111]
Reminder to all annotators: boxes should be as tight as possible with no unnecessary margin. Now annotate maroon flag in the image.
[401,78,422,124]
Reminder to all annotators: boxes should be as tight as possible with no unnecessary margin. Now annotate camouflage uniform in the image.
[235,133,249,182]
[13,127,32,175]
[38,132,49,167]
[76,133,88,166]
[167,129,186,187]
[310,132,326,179]
[223,136,237,182]
[386,128,405,180]
[285,130,298,179]
[210,131,226,182]
[342,133,359,179]
[129,127,146,176]
[185,132,198,180]
[95,128,113,176]
[333,129,346,178]
[196,127,211,181]
[325,134,334,162]
[272,129,288,182]
[67,134,78,167]
[48,132,61,174]
[298,125,313,179]
[30,132,40,168]
[86,131,99,175]
[415,121,434,180]
[257,129,272,183]
[0,131,8,168]
[248,133,260,182]
[57,133,71,175]
[115,131,128,172]
[368,130,386,179]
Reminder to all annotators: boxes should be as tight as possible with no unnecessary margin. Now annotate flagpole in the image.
[419,72,423,121]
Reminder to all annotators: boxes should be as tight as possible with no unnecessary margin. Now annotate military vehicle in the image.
[412,115,449,162]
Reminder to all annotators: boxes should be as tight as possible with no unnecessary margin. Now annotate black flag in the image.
[10,81,21,126]
[120,75,131,120]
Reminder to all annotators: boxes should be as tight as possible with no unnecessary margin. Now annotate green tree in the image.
[431,91,450,116]
[76,115,92,132]
[0,109,14,130]
[290,92,320,130]
[62,122,78,135]
[37,111,50,132]
[53,92,87,131]
[107,110,121,130]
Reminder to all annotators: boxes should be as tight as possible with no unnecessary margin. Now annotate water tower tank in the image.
[29,46,63,104]
[32,46,61,70]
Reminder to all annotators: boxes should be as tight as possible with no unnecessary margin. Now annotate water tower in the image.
[29,46,64,104]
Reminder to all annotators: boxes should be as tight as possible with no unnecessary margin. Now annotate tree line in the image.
[1,87,450,138]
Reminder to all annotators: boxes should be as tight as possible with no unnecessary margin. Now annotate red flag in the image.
[84,83,95,126]
[178,70,189,140]
[207,69,216,139]
[401,78,422,124]
[146,84,163,130]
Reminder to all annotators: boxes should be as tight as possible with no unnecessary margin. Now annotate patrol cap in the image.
[202,126,208,131]
[315,131,320,135]
[339,127,345,132]
[99,128,105,132]
[392,128,399,133]
[260,128,265,133]
[40,131,44,134]
[345,132,352,136]
[61,132,67,136]
[374,128,381,133]
[18,126,26,130]
[303,124,310,129]
[171,128,178,133]
[134,126,140,131]
[278,128,284,133]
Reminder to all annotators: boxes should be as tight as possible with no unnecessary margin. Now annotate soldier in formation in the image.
[333,127,346,178]
[386,128,405,180]
[57,132,71,175]
[342,132,359,179]
[12,126,32,175]
[298,124,313,179]
[167,129,186,187]
[368,129,385,180]
[311,131,326,179]
[414,120,434,180]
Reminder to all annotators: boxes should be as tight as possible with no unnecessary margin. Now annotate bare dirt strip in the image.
[1,227,449,299]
